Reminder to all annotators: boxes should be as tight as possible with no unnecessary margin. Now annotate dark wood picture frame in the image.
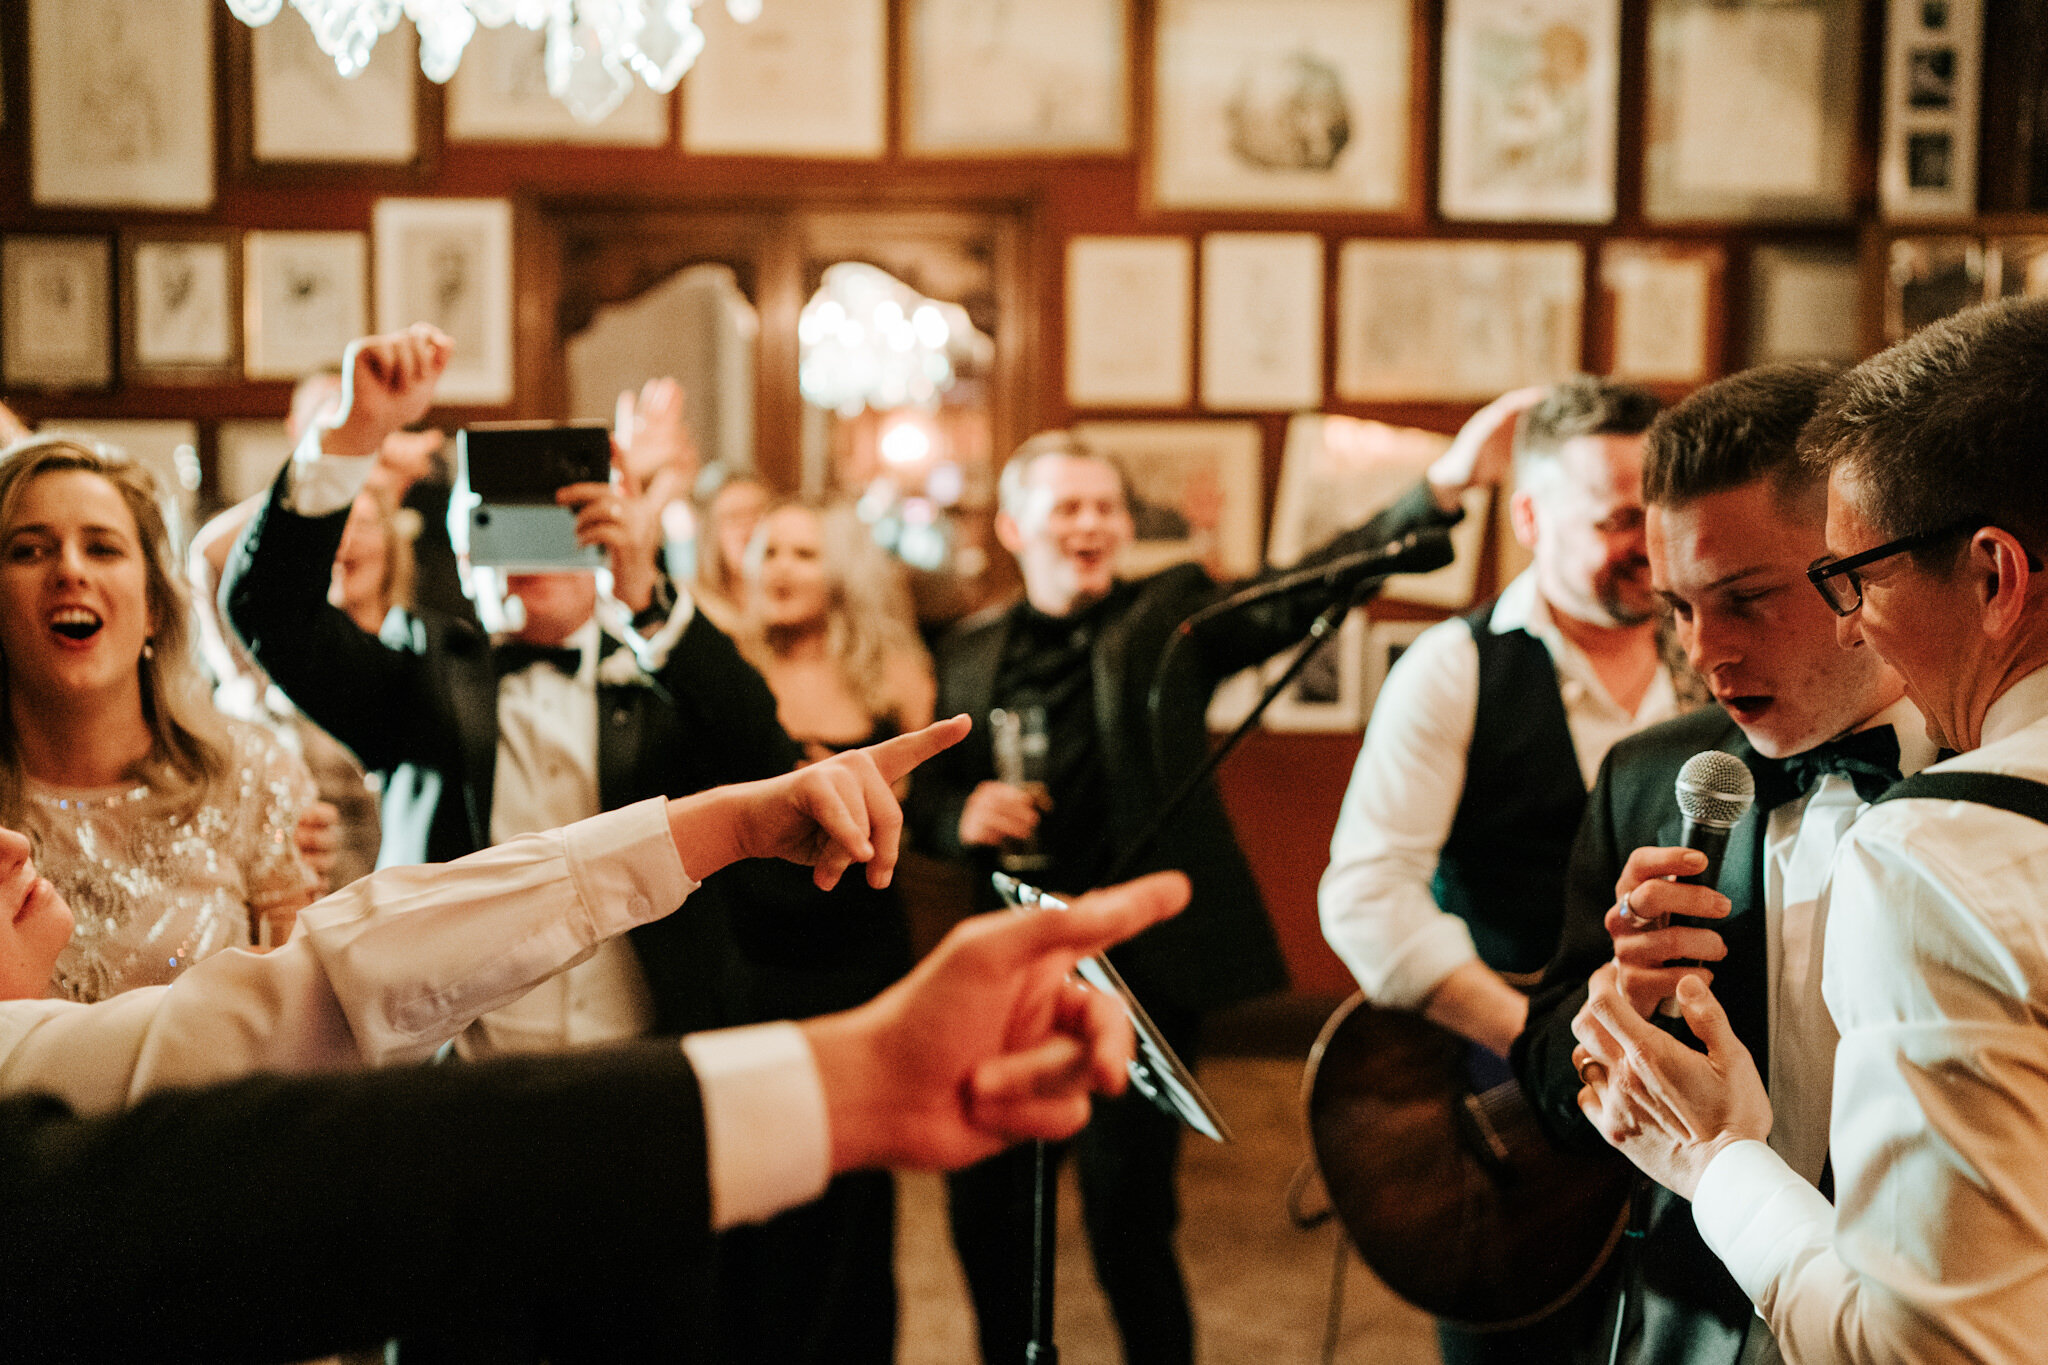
[221,15,442,187]
[120,227,243,386]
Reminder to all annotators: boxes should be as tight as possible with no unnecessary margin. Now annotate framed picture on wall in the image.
[903,0,1129,155]
[1260,608,1370,732]
[121,229,241,385]
[36,420,201,534]
[1334,239,1583,401]
[2,235,114,390]
[1878,0,1981,219]
[216,420,297,505]
[29,0,215,209]
[1070,419,1264,578]
[1885,235,1986,342]
[1362,617,1433,718]
[1642,0,1859,222]
[1438,0,1620,223]
[1151,0,1413,212]
[1199,232,1324,411]
[244,230,368,380]
[1746,243,1860,365]
[684,0,886,157]
[447,22,669,144]
[373,198,514,405]
[1270,413,1488,611]
[249,13,422,164]
[1065,236,1193,408]
[1595,240,1724,385]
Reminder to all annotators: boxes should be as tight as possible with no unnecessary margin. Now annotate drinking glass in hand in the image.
[990,705,1051,874]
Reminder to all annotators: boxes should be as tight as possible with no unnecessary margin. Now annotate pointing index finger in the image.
[865,713,971,785]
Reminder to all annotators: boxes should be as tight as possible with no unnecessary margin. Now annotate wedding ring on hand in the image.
[1575,1054,1608,1088]
[1615,887,1658,933]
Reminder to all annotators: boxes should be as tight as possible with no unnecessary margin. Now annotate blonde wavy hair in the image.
[0,438,229,825]
[737,499,930,726]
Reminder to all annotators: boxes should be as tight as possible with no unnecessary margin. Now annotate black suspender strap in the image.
[1870,770,2048,824]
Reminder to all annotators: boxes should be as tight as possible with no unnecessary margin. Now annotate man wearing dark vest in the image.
[1513,363,1934,1365]
[1318,376,1668,1364]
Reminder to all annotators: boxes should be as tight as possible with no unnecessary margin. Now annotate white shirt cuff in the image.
[1694,1137,1836,1309]
[560,797,698,942]
[284,426,376,517]
[681,1022,831,1230]
[1367,915,1484,1010]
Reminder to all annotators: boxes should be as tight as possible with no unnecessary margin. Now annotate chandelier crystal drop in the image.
[224,0,748,123]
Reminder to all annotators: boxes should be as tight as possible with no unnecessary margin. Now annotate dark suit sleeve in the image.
[1184,476,1466,679]
[1511,745,1633,1154]
[220,466,434,775]
[0,1043,715,1365]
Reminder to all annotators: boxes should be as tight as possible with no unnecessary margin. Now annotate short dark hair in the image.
[1642,362,1839,512]
[1514,376,1662,484]
[1801,297,2048,561]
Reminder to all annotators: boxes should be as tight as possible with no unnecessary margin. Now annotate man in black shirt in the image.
[909,429,1473,1364]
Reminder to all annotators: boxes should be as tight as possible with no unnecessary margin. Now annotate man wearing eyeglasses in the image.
[1571,296,2048,1362]
[1513,362,1936,1365]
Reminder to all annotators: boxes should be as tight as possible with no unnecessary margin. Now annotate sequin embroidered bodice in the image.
[35,720,315,1003]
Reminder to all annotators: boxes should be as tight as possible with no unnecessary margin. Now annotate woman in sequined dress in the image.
[0,438,316,1003]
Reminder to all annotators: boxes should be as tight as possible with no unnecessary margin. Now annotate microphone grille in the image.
[1675,750,1756,828]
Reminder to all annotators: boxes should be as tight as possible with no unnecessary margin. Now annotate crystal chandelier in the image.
[223,0,763,125]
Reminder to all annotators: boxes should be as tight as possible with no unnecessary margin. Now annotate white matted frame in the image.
[1643,0,1860,222]
[1879,0,1981,220]
[904,0,1129,156]
[253,15,419,162]
[1152,0,1413,212]
[447,23,669,145]
[1746,243,1860,365]
[684,0,886,157]
[1439,0,1620,223]
[373,198,515,405]
[1199,232,1325,411]
[216,420,298,505]
[1362,617,1433,718]
[244,231,369,381]
[122,230,241,385]
[2,235,114,390]
[1270,413,1488,611]
[29,0,215,209]
[1597,240,1724,385]
[1066,236,1193,408]
[1335,239,1584,401]
[1070,419,1264,578]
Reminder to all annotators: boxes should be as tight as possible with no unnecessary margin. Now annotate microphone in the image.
[1177,526,1456,633]
[1658,751,1756,1020]
[1673,750,1756,889]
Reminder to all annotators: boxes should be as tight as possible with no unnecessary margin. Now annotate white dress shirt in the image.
[1759,696,1936,1186]
[0,797,829,1232]
[1695,665,2048,1363]
[1320,570,1682,1008]
[283,435,662,1058]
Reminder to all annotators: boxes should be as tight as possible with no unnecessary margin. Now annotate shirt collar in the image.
[1980,663,2048,749]
[493,616,601,684]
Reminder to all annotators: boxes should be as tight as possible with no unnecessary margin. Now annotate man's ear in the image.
[994,510,1025,557]
[1508,488,1539,552]
[1975,527,2036,641]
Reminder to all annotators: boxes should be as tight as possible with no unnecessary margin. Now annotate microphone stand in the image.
[1020,570,1390,1365]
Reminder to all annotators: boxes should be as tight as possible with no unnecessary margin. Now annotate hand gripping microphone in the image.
[1657,750,1756,1019]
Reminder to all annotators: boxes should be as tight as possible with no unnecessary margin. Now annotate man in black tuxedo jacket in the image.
[220,327,890,1363]
[0,854,1193,1365]
[907,429,1479,1365]
[1512,364,1937,1365]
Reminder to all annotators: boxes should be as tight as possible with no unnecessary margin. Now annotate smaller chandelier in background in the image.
[223,0,763,125]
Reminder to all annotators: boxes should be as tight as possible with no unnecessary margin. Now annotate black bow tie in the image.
[493,640,583,679]
[1750,726,1903,810]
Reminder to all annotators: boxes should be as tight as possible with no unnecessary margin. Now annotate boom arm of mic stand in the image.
[1115,571,1387,890]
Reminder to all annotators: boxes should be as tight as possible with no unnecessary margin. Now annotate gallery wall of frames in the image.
[3,0,2045,992]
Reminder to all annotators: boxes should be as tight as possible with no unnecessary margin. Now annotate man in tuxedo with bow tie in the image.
[1512,362,1935,1365]
[221,327,895,1364]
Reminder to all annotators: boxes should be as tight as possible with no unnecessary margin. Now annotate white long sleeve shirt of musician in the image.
[1319,570,1680,1009]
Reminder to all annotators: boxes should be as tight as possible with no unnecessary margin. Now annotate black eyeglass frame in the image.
[1806,515,2016,616]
